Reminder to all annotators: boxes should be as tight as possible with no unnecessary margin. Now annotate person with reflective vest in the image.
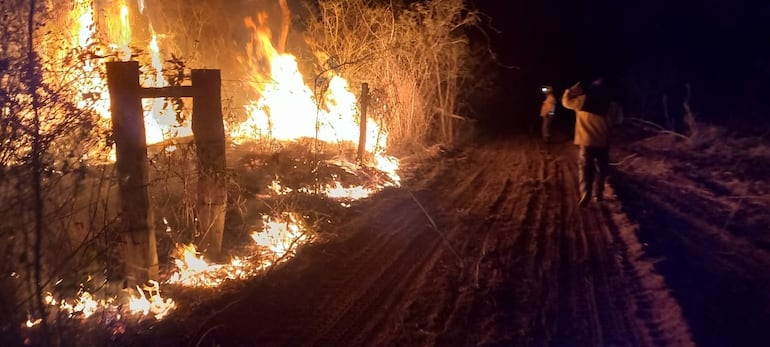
[562,77,622,207]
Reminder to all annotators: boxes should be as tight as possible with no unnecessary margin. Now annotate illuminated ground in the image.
[132,125,769,347]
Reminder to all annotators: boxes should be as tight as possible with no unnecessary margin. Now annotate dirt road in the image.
[150,135,694,347]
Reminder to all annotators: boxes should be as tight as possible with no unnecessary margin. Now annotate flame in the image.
[375,153,401,185]
[268,178,293,195]
[322,181,374,200]
[128,280,176,319]
[141,31,192,145]
[68,0,111,118]
[73,0,95,49]
[24,318,42,328]
[231,13,390,155]
[117,2,132,61]
[251,213,309,257]
[22,1,405,333]
[167,212,312,288]
[22,283,175,329]
[166,243,255,287]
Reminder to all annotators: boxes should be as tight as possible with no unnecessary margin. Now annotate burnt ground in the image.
[125,121,770,347]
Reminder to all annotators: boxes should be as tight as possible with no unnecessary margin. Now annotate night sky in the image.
[474,0,769,132]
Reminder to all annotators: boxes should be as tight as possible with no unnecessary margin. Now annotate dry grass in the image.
[303,0,483,147]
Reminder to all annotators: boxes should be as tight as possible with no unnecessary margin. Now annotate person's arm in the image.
[561,86,585,112]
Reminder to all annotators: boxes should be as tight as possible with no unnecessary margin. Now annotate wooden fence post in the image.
[191,69,227,260]
[357,82,369,163]
[106,61,158,285]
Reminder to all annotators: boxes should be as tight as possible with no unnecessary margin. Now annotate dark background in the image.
[472,0,770,134]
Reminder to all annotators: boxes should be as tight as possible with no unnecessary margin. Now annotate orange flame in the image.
[117,2,132,61]
[232,13,390,154]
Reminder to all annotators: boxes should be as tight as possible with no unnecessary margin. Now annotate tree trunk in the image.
[277,0,291,54]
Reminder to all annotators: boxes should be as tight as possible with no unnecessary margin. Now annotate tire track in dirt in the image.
[302,141,523,346]
[190,136,693,347]
[614,172,770,347]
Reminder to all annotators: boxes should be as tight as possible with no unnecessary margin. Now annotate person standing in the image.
[539,85,557,143]
[562,77,621,207]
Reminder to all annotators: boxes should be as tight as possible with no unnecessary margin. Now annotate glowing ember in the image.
[24,318,42,328]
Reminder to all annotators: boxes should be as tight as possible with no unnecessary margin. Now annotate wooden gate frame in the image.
[106,61,227,285]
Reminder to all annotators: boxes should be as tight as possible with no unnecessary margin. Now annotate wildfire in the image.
[22,283,176,330]
[116,2,132,61]
[165,243,254,287]
[167,212,312,287]
[232,13,391,157]
[128,280,176,319]
[251,213,310,257]
[268,178,294,195]
[141,30,192,145]
[22,0,404,335]
[322,181,375,200]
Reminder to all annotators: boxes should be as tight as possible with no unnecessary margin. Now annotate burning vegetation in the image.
[0,0,483,345]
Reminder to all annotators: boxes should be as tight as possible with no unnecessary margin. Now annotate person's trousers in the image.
[541,115,554,140]
[578,145,609,199]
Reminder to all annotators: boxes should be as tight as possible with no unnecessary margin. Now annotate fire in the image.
[268,178,293,195]
[116,2,132,61]
[141,31,192,145]
[231,13,390,155]
[166,212,312,288]
[67,0,190,149]
[251,213,310,257]
[21,0,404,333]
[322,181,375,200]
[128,280,176,319]
[60,0,112,120]
[22,283,175,329]
[375,153,401,185]
[166,243,260,287]
[24,318,42,328]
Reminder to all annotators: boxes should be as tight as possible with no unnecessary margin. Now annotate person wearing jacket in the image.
[539,85,557,143]
[562,77,621,207]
